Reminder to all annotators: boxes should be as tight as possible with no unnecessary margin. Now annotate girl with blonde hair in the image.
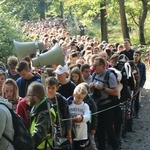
[2,78,19,110]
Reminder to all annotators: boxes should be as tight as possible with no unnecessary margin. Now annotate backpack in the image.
[91,69,119,102]
[1,103,32,150]
[115,62,132,102]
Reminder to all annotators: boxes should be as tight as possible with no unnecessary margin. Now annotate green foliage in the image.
[0,0,150,55]
[0,12,31,64]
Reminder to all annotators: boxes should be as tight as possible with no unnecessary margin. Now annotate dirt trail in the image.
[121,68,150,150]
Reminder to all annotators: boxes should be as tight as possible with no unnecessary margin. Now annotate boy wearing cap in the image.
[54,65,76,99]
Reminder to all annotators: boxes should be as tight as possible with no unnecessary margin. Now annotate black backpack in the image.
[1,103,32,150]
[91,70,118,102]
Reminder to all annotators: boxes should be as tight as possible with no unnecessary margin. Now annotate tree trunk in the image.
[100,0,108,43]
[38,0,46,20]
[118,0,130,39]
[60,2,64,18]
[139,0,148,45]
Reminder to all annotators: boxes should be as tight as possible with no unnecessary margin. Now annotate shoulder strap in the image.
[91,72,96,82]
[46,100,55,138]
[103,70,111,87]
[55,96,63,136]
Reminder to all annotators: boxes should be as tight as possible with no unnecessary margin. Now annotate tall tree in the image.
[100,0,108,42]
[139,0,148,45]
[118,0,130,39]
[37,0,46,20]
[60,1,64,18]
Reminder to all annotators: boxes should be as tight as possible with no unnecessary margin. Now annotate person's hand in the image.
[91,130,96,135]
[94,84,102,90]
[89,82,95,88]
[75,115,83,122]
[67,136,73,144]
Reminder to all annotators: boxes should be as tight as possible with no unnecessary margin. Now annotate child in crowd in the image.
[45,76,72,144]
[16,61,41,98]
[2,78,19,111]
[7,56,20,81]
[69,83,90,150]
[70,66,85,85]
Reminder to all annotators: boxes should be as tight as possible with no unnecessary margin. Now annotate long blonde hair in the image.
[2,78,19,103]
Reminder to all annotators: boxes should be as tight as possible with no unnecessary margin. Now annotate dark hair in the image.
[21,56,32,69]
[124,38,131,45]
[80,64,90,72]
[134,50,141,56]
[45,68,55,77]
[109,53,119,61]
[46,77,59,86]
[16,61,30,72]
[94,57,106,67]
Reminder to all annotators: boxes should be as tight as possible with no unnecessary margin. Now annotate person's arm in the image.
[75,104,90,123]
[61,97,73,143]
[94,73,118,96]
[139,63,146,88]
[0,108,7,138]
[16,101,25,119]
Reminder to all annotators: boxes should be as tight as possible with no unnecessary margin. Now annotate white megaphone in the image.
[32,43,65,67]
[14,40,44,59]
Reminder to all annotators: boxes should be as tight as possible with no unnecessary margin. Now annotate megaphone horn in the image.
[14,40,44,60]
[32,43,65,67]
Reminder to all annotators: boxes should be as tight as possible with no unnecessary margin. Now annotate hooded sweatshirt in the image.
[0,96,15,150]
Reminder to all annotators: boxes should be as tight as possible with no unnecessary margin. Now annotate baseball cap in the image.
[54,65,69,75]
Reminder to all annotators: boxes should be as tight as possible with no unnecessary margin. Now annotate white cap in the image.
[54,65,69,75]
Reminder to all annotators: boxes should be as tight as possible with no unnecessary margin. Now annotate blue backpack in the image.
[1,103,32,150]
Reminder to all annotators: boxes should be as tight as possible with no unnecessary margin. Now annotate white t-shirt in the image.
[69,101,90,141]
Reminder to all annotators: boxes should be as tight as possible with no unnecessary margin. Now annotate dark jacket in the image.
[30,98,52,149]
[6,69,20,81]
[137,61,146,88]
[120,49,134,60]
[57,81,76,99]
[17,73,41,98]
[48,93,72,136]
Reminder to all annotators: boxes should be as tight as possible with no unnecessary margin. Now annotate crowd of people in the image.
[0,19,147,150]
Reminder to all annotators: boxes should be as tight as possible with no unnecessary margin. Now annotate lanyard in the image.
[34,97,47,110]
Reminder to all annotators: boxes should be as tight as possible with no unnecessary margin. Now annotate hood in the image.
[67,96,73,105]
[0,96,13,109]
